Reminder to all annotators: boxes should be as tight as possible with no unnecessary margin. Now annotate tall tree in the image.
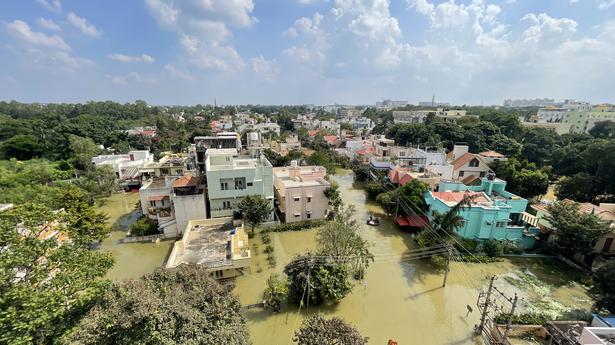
[0,204,113,344]
[56,186,112,246]
[294,315,368,345]
[545,202,611,258]
[238,195,273,233]
[68,265,251,344]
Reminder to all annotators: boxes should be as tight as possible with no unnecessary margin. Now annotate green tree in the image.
[68,134,100,170]
[68,265,250,345]
[263,273,288,312]
[490,158,549,199]
[419,194,477,247]
[128,216,159,236]
[0,134,44,160]
[365,181,384,199]
[238,195,273,233]
[57,186,112,246]
[397,180,429,214]
[284,253,352,306]
[595,260,615,313]
[488,134,522,157]
[293,315,368,345]
[555,173,598,203]
[324,180,343,218]
[589,120,615,139]
[545,202,611,258]
[0,204,113,344]
[74,165,118,199]
[316,206,374,278]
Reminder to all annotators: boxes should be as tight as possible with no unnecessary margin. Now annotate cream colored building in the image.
[273,163,330,223]
[165,217,251,280]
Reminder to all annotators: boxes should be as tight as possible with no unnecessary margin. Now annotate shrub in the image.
[264,245,274,254]
[261,232,271,244]
[267,219,327,233]
[483,239,504,257]
[128,216,159,236]
[263,274,288,312]
[494,312,547,325]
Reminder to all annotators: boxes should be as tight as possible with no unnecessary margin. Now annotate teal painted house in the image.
[424,177,539,248]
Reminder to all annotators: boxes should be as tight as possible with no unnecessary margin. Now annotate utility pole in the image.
[442,245,452,287]
[502,293,519,342]
[476,275,497,335]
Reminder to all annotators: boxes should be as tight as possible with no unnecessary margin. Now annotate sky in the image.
[0,0,614,106]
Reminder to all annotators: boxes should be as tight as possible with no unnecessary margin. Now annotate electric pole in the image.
[476,275,497,335]
[502,293,519,342]
[442,245,452,287]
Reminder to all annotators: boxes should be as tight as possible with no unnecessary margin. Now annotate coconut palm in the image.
[431,193,478,242]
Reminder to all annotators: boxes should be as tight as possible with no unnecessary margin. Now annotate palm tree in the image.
[432,193,478,240]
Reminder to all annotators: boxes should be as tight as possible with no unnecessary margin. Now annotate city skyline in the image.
[1,0,614,105]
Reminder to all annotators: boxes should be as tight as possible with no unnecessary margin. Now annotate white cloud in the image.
[144,0,257,74]
[106,72,156,85]
[109,53,155,63]
[521,13,577,44]
[67,12,102,38]
[164,64,194,81]
[6,20,70,51]
[37,18,61,31]
[407,0,434,15]
[36,0,61,13]
[599,0,615,9]
[250,56,279,81]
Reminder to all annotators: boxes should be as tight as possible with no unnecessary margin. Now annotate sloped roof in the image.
[172,174,198,188]
[324,135,338,143]
[389,169,399,183]
[399,173,414,186]
[479,150,505,158]
[533,200,615,222]
[452,152,489,171]
[461,175,481,185]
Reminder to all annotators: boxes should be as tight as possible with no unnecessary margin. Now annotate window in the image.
[150,200,156,207]
[294,197,300,201]
[214,270,223,278]
[307,213,311,219]
[469,159,479,167]
[223,201,231,209]
[496,221,506,228]
[294,213,301,218]
[220,182,228,190]
[459,171,465,177]
[247,182,253,187]
[480,172,486,177]
[160,168,170,175]
[307,196,312,202]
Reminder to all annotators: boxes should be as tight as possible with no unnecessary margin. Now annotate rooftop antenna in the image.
[431,93,435,107]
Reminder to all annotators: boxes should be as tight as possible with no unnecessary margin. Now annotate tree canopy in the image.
[238,195,273,232]
[293,315,368,345]
[68,265,251,345]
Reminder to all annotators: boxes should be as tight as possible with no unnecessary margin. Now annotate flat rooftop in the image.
[170,221,235,269]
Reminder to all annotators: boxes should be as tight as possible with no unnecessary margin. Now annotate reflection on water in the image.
[97,192,173,282]
[234,170,593,345]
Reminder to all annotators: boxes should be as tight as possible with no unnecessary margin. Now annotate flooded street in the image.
[234,170,594,345]
[97,192,173,281]
[95,172,593,344]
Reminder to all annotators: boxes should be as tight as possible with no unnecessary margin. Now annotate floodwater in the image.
[97,192,173,281]
[234,170,594,345]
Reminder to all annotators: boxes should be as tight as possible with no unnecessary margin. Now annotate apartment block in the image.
[273,163,330,223]
[205,148,274,219]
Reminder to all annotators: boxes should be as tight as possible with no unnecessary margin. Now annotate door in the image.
[602,237,614,253]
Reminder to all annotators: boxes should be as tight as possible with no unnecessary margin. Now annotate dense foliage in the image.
[0,204,113,344]
[238,195,274,233]
[293,315,368,345]
[68,265,251,344]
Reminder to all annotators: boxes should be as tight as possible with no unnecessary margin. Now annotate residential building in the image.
[503,98,556,107]
[424,176,539,248]
[194,132,242,173]
[139,174,207,237]
[376,100,408,109]
[521,122,572,135]
[271,134,302,156]
[91,150,154,180]
[337,107,363,118]
[126,126,157,137]
[205,148,274,219]
[273,163,330,223]
[478,150,507,164]
[165,217,250,280]
[526,104,615,133]
[292,114,318,130]
[447,145,493,183]
[138,153,196,182]
[532,200,615,255]
[562,109,615,133]
[393,108,467,124]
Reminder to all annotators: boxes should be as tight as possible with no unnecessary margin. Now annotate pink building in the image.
[273,162,330,223]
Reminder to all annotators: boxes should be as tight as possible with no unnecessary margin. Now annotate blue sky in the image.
[0,0,614,105]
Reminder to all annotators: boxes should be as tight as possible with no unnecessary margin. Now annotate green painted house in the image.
[424,177,539,248]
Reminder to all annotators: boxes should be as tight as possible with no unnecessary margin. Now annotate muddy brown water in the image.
[97,171,593,345]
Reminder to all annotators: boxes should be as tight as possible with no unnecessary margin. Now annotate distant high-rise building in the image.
[503,98,556,107]
[375,99,408,109]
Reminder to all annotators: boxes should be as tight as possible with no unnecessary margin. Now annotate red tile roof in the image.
[479,150,505,158]
[534,199,615,222]
[324,135,337,143]
[389,169,399,183]
[172,174,198,188]
[461,175,481,185]
[148,195,170,201]
[308,130,318,137]
[452,152,480,170]
[399,173,414,186]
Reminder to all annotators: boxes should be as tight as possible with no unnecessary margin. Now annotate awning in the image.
[396,215,430,227]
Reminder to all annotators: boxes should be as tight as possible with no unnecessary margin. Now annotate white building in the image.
[138,174,207,237]
[91,150,154,179]
[205,149,274,219]
[393,108,467,124]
